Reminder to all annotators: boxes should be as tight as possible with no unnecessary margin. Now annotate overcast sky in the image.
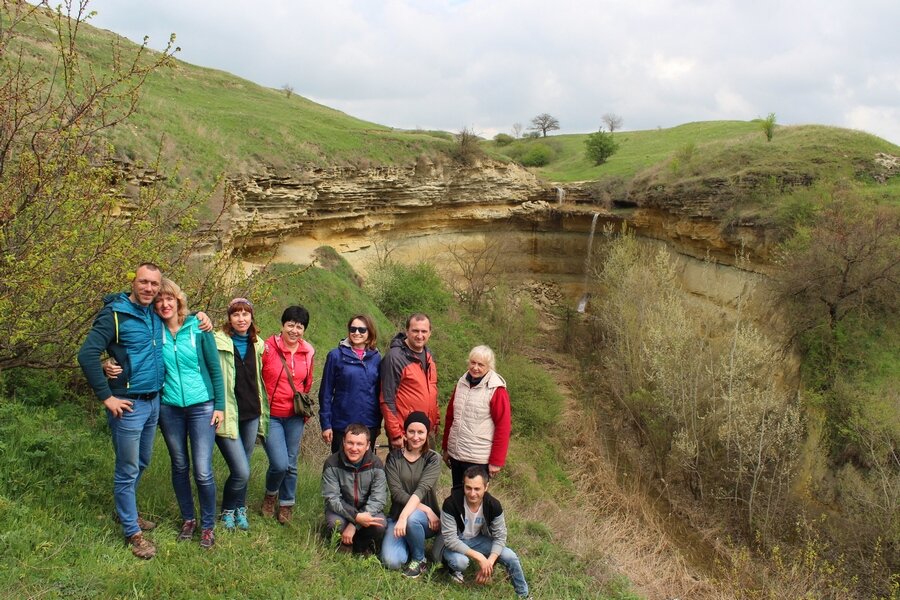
[87,0,900,145]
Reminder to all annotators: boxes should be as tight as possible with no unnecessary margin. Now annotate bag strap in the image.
[277,350,300,396]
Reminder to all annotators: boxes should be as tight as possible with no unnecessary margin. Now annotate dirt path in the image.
[517,342,728,600]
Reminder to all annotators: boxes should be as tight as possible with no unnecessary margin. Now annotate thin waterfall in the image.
[556,186,566,205]
[576,212,600,313]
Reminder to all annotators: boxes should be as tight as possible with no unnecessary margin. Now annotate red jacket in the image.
[262,334,314,418]
[379,333,439,442]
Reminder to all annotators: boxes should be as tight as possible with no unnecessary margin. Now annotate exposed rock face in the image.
[225,159,553,249]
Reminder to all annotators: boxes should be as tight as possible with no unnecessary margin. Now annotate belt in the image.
[120,392,159,401]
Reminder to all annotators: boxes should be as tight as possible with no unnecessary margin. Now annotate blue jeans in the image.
[443,534,529,596]
[263,415,304,506]
[158,401,217,530]
[381,509,437,568]
[108,393,159,538]
[215,417,259,511]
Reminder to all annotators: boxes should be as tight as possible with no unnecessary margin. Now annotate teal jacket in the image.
[214,330,270,439]
[160,315,225,410]
[78,292,165,400]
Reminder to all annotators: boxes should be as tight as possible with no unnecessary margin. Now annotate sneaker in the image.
[448,569,465,584]
[126,532,156,560]
[402,558,428,579]
[276,505,293,525]
[177,519,197,542]
[200,528,215,549]
[221,509,236,530]
[261,493,277,518]
[235,506,250,530]
[136,515,157,531]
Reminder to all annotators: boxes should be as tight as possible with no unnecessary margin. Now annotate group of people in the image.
[77,263,530,598]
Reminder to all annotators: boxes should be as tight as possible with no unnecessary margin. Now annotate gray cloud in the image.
[88,0,900,144]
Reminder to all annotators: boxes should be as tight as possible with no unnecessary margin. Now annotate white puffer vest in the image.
[446,370,506,464]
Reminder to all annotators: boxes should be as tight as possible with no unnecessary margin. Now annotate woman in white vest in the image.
[441,345,512,489]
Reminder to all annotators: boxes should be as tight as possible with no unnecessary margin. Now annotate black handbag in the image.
[276,350,315,418]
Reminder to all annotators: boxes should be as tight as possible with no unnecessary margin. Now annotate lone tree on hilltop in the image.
[584,129,619,165]
[602,113,623,133]
[282,84,294,98]
[512,122,523,138]
[530,113,560,137]
[760,112,776,141]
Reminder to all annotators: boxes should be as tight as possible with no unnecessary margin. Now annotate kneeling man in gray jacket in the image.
[322,423,387,554]
[441,465,530,598]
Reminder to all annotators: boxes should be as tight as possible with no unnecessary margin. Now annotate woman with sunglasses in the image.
[319,315,382,454]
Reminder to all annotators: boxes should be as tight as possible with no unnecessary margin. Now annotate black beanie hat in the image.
[404,410,431,432]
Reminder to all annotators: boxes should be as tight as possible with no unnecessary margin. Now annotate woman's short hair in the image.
[468,345,496,371]
[347,314,378,350]
[157,278,188,324]
[281,305,310,328]
[223,298,259,343]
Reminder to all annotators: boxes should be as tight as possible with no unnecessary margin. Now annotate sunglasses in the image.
[348,326,368,334]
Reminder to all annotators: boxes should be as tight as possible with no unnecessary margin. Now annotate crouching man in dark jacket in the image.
[440,466,531,598]
[322,423,387,554]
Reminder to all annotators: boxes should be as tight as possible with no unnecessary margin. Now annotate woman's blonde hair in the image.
[468,345,496,371]
[157,277,188,324]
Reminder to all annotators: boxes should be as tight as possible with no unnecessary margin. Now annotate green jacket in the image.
[214,331,270,439]
[161,316,225,410]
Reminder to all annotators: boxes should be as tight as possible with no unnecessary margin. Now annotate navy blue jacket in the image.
[318,339,382,431]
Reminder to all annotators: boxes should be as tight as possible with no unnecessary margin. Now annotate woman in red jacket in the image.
[260,305,314,524]
[441,345,511,489]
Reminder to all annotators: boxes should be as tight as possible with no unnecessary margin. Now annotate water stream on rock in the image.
[576,212,600,312]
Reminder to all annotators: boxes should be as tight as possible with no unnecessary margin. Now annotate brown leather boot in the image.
[276,505,293,525]
[261,493,277,518]
[126,532,156,560]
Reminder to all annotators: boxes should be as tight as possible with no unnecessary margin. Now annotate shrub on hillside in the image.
[493,133,514,146]
[584,129,619,165]
[365,261,451,325]
[520,144,555,167]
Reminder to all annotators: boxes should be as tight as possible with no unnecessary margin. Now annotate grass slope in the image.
[0,253,635,600]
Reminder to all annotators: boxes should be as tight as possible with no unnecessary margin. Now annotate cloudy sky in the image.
[87,0,900,145]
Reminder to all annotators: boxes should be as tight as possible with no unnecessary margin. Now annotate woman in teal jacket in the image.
[155,278,225,549]
[214,298,269,531]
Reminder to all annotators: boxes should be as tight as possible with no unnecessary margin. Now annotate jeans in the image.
[158,401,217,530]
[325,510,386,553]
[263,415,305,506]
[108,393,159,538]
[215,417,259,511]
[443,534,529,596]
[381,509,437,568]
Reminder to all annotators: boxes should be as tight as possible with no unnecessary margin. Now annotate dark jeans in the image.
[330,427,380,455]
[325,510,386,554]
[158,401,217,530]
[215,417,259,511]
[448,456,487,490]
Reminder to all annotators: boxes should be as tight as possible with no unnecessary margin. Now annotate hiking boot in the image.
[177,519,197,542]
[221,509,236,531]
[235,506,250,530]
[261,493,277,518]
[448,569,465,584]
[126,532,156,560]
[137,515,157,531]
[402,558,428,578]
[276,505,293,525]
[199,528,215,549]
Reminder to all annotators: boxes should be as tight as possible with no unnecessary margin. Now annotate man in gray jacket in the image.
[322,423,387,554]
[441,465,530,598]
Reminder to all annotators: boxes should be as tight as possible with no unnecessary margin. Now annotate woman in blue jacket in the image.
[155,278,225,549]
[319,315,382,453]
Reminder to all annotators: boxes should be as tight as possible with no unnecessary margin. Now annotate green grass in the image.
[0,250,640,600]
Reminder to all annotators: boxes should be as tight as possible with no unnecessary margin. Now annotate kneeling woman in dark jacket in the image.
[381,411,442,577]
[319,315,382,453]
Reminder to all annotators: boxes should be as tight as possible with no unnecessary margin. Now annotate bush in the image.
[365,261,451,325]
[584,129,619,165]
[493,133,514,146]
[520,144,555,167]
